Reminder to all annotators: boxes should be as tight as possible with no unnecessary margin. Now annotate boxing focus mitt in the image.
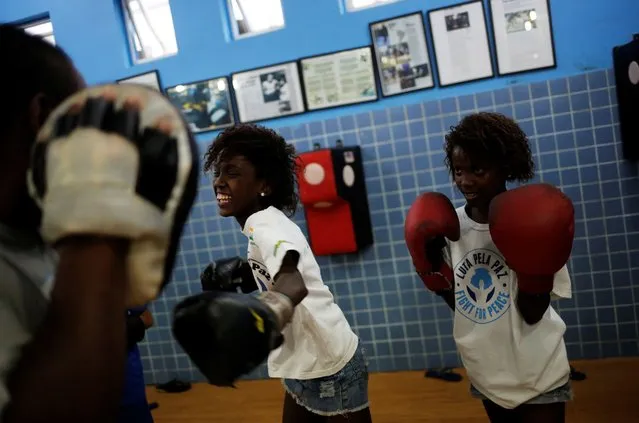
[488,184,575,295]
[172,290,293,387]
[405,192,460,292]
[27,84,199,307]
[201,257,257,293]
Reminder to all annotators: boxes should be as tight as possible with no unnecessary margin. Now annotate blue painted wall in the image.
[2,0,639,384]
[1,0,638,131]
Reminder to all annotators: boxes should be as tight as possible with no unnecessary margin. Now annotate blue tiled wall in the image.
[140,68,639,384]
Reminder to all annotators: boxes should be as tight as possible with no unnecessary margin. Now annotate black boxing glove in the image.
[200,257,256,293]
[172,290,293,387]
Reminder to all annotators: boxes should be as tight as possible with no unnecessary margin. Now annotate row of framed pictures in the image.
[117,0,556,134]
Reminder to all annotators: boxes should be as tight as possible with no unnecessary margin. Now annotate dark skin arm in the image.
[3,236,129,423]
[516,292,551,325]
[272,250,307,306]
[438,289,456,311]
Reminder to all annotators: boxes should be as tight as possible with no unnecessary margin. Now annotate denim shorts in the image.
[281,339,370,417]
[470,381,573,405]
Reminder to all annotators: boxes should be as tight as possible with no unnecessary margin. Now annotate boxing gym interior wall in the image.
[2,0,639,385]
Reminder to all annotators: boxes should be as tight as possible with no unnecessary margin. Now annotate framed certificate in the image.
[370,12,435,97]
[488,0,556,76]
[165,76,234,134]
[117,70,162,91]
[428,1,494,87]
[231,61,305,123]
[300,46,378,111]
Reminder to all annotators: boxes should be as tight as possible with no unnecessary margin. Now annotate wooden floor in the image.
[146,357,639,422]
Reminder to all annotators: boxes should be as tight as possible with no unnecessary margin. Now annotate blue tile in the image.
[340,115,355,131]
[535,117,554,135]
[587,70,608,90]
[476,91,493,108]
[355,113,371,127]
[409,121,425,137]
[389,106,405,122]
[554,114,573,132]
[391,123,409,139]
[593,108,612,126]
[514,102,532,119]
[494,88,511,105]
[406,103,422,120]
[325,118,339,133]
[372,109,389,125]
[550,78,568,95]
[590,89,610,108]
[577,147,597,165]
[551,95,570,114]
[440,98,457,114]
[570,92,591,111]
[568,74,588,92]
[573,111,593,129]
[308,121,323,136]
[426,117,443,134]
[511,84,530,102]
[531,81,549,98]
[424,100,441,116]
[458,94,475,111]
[533,98,551,116]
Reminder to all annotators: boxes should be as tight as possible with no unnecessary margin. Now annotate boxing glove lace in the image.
[405,192,460,292]
[489,184,575,295]
[27,84,199,307]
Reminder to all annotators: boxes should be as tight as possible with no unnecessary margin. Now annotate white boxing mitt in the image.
[27,84,199,307]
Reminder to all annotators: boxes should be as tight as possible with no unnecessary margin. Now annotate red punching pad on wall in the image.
[297,145,373,256]
[613,34,639,160]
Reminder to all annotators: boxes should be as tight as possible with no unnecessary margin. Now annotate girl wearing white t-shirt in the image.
[203,123,372,423]
[429,113,573,423]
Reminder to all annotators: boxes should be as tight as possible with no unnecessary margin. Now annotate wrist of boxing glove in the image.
[40,188,165,243]
[258,291,294,331]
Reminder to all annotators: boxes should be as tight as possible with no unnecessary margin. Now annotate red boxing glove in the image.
[488,184,575,295]
[405,192,460,292]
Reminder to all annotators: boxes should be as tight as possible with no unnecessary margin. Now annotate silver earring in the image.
[260,192,266,197]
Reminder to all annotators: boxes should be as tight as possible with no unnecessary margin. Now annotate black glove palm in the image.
[172,291,283,387]
[200,257,256,293]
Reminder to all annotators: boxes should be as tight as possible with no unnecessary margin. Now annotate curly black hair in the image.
[444,112,535,182]
[203,123,300,216]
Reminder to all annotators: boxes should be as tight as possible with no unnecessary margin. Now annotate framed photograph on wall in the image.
[231,61,305,123]
[165,76,234,134]
[488,0,556,76]
[300,46,378,111]
[428,1,494,87]
[117,70,162,91]
[369,12,435,97]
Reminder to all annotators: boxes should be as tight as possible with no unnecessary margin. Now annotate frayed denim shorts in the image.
[470,381,573,405]
[282,339,370,417]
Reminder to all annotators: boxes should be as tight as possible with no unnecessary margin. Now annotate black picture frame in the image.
[164,76,235,134]
[427,0,495,88]
[369,11,436,98]
[116,70,162,91]
[230,60,307,124]
[487,0,557,77]
[298,45,379,112]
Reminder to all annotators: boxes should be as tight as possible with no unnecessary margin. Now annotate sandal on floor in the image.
[570,366,587,381]
[425,367,463,382]
[156,378,192,393]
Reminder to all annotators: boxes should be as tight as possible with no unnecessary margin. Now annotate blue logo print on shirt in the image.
[454,249,511,324]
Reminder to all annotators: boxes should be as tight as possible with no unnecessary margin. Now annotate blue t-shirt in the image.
[121,307,148,406]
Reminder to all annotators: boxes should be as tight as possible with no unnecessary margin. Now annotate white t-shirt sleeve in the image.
[551,265,572,300]
[249,218,304,281]
[0,295,31,416]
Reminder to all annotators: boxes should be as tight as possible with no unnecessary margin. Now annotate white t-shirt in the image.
[445,206,571,409]
[242,206,359,380]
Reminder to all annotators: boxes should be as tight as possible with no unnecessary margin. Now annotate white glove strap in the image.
[258,291,294,331]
